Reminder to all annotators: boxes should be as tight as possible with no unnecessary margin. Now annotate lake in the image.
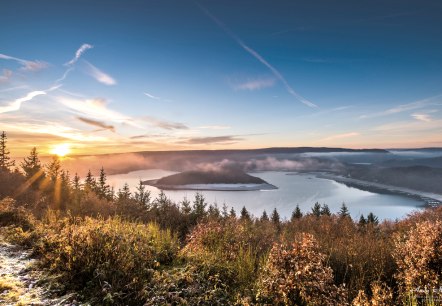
[107,169,424,221]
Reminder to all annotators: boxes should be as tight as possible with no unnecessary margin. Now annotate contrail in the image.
[65,43,93,66]
[195,2,318,108]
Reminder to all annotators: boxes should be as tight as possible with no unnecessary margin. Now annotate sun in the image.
[50,143,71,157]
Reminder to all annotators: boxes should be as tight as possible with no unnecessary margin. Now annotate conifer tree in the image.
[221,202,229,219]
[229,207,236,218]
[240,206,251,222]
[84,170,96,192]
[192,192,207,220]
[0,131,15,172]
[21,147,42,179]
[291,205,303,221]
[180,197,192,215]
[208,203,220,219]
[320,204,331,216]
[271,208,281,230]
[134,180,151,207]
[367,212,379,225]
[97,167,111,200]
[311,202,321,217]
[261,210,270,222]
[46,156,61,182]
[118,183,131,200]
[60,170,71,209]
[339,202,350,219]
[359,214,367,227]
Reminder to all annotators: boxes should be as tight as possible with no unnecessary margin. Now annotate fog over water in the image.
[107,169,423,221]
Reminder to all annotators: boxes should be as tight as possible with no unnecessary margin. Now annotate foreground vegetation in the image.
[0,132,441,305]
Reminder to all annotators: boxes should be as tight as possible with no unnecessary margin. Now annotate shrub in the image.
[394,220,442,303]
[256,233,348,306]
[182,219,269,300]
[34,216,179,305]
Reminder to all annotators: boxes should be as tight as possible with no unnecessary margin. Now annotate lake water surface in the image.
[107,169,424,221]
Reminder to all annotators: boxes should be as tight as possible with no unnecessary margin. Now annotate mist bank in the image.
[55,147,386,176]
[47,147,442,196]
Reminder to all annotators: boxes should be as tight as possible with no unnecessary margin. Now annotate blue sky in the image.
[1,0,442,155]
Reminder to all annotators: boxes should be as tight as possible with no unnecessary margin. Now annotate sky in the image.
[1,0,442,156]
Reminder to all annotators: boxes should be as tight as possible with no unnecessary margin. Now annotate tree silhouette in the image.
[240,206,251,222]
[271,208,281,232]
[311,202,321,217]
[0,131,15,172]
[261,210,270,222]
[320,204,331,216]
[134,180,151,207]
[291,205,303,220]
[97,167,111,200]
[367,212,379,225]
[339,202,350,219]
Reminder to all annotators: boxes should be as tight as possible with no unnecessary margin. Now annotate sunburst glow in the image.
[50,143,71,157]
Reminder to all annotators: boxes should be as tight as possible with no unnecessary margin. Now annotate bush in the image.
[182,219,268,300]
[394,220,442,303]
[257,233,348,306]
[34,216,179,305]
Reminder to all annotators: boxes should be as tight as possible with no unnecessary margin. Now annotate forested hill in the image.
[154,170,267,185]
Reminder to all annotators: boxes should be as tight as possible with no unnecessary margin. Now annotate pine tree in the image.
[46,156,61,182]
[60,170,71,209]
[260,210,269,222]
[271,208,281,226]
[73,173,81,191]
[291,205,303,221]
[72,173,82,204]
[240,206,251,222]
[21,147,42,178]
[367,212,379,225]
[229,207,236,218]
[0,131,15,172]
[192,192,207,220]
[134,180,151,207]
[221,202,229,219]
[320,204,331,216]
[117,183,131,200]
[339,202,350,219]
[311,202,321,217]
[180,197,191,215]
[359,214,367,227]
[84,170,96,192]
[208,203,220,219]
[97,167,111,200]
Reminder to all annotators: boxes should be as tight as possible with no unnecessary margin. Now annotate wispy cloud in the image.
[0,90,46,113]
[144,116,189,130]
[65,43,93,66]
[178,135,243,145]
[0,53,48,71]
[360,95,442,119]
[54,67,74,84]
[0,69,12,82]
[2,121,108,143]
[320,132,360,142]
[0,85,27,93]
[198,125,231,130]
[84,61,116,85]
[77,116,116,132]
[231,77,276,91]
[144,91,161,100]
[57,96,130,124]
[412,113,433,122]
[196,3,317,108]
